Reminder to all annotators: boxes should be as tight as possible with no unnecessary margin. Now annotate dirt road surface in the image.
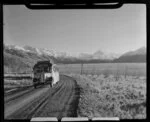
[4,75,80,119]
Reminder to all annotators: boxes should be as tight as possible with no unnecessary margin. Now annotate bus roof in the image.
[33,60,53,70]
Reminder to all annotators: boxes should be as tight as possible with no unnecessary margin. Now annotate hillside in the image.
[114,47,146,63]
[4,45,55,73]
[4,52,31,73]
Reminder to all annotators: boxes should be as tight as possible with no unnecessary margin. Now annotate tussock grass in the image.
[69,74,146,119]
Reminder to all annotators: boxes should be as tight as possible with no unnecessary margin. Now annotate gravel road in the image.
[4,75,80,119]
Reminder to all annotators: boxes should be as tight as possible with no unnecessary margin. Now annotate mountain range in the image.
[4,44,146,73]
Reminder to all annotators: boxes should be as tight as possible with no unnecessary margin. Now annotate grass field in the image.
[69,74,146,119]
[58,63,146,77]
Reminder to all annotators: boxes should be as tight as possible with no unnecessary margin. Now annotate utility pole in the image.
[81,63,84,75]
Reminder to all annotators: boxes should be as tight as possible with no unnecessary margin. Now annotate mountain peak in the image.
[93,49,120,60]
[93,50,104,55]
[123,47,146,57]
[114,46,146,62]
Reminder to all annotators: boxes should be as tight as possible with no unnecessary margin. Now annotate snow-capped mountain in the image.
[6,45,30,52]
[122,47,146,57]
[4,44,146,73]
[4,44,146,62]
[93,50,120,60]
[114,47,146,62]
[23,45,55,56]
[5,44,120,60]
[78,50,120,60]
[5,44,69,58]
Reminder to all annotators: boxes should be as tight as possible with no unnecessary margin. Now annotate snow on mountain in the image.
[92,50,120,60]
[35,48,42,55]
[114,47,146,62]
[78,50,120,60]
[78,53,93,60]
[22,45,55,56]
[5,44,120,60]
[39,48,55,56]
[5,44,71,58]
[122,47,146,57]
[23,45,41,54]
[5,44,144,61]
[93,50,107,59]
[40,48,70,58]
[6,45,29,52]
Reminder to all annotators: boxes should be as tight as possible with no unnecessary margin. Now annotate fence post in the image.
[81,63,84,75]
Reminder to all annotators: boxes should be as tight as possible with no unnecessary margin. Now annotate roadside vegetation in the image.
[69,73,146,119]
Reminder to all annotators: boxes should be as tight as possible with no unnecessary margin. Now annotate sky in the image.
[4,4,146,55]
